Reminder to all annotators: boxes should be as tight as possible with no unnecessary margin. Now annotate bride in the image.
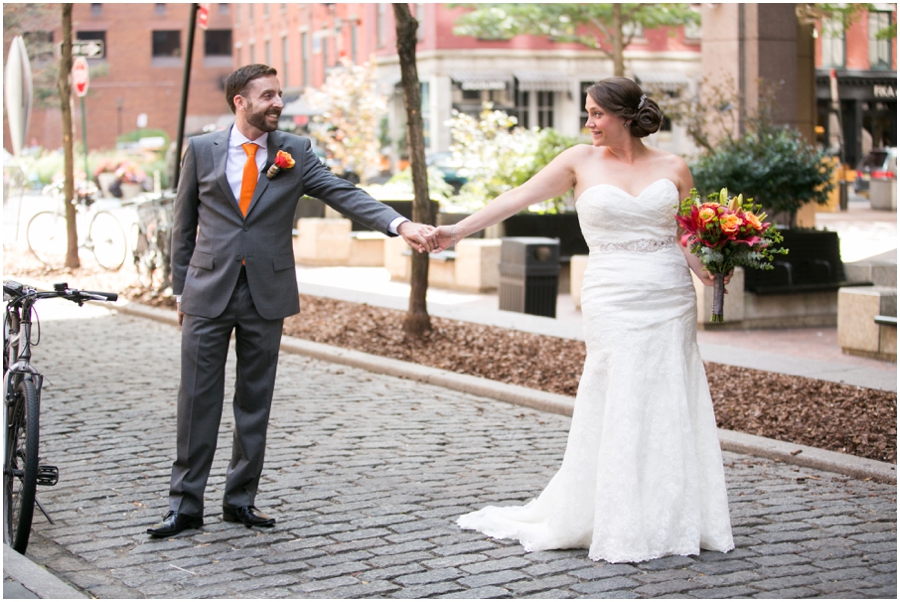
[428,77,734,563]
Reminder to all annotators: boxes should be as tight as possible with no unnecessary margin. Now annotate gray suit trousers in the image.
[169,271,283,516]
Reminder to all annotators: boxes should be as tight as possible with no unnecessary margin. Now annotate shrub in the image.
[692,125,834,227]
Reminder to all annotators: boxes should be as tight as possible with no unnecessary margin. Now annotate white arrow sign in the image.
[67,40,105,59]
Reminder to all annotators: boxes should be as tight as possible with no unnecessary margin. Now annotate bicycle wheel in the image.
[26,211,67,268]
[89,211,127,270]
[4,378,39,553]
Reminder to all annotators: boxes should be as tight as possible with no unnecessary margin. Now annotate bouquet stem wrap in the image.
[711,272,725,323]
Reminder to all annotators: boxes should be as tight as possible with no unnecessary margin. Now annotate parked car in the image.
[426,152,468,193]
[854,147,897,194]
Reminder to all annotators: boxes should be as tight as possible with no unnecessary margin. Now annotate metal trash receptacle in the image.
[498,237,560,318]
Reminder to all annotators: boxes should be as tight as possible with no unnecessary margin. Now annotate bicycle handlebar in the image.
[3,281,118,305]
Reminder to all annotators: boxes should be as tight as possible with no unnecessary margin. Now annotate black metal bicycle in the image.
[3,281,117,553]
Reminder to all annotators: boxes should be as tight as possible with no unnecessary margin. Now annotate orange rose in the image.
[744,211,763,232]
[720,213,742,235]
[698,205,718,226]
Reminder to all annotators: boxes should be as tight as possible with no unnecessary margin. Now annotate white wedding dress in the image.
[458,179,734,563]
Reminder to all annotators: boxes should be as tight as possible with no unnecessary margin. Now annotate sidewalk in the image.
[5,298,896,598]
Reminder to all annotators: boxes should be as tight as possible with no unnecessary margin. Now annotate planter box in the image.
[743,229,848,294]
[500,213,587,260]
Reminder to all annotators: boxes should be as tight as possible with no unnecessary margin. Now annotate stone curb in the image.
[3,545,86,599]
[114,299,896,485]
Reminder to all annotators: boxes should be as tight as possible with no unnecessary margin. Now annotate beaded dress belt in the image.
[590,238,675,252]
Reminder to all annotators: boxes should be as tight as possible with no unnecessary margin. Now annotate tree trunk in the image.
[393,3,433,338]
[612,4,625,77]
[57,4,79,268]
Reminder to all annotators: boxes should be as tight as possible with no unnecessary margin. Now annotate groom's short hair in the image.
[225,64,278,113]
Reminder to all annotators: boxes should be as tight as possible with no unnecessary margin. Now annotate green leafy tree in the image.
[304,58,387,184]
[452,3,699,76]
[448,103,580,213]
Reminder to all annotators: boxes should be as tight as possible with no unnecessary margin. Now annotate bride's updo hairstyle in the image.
[587,77,663,138]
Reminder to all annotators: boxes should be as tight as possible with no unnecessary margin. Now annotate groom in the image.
[147,64,434,537]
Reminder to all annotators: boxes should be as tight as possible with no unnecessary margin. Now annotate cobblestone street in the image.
[20,305,898,598]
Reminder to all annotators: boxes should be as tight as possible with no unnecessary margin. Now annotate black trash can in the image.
[498,237,560,318]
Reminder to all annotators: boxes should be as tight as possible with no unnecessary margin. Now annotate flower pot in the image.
[96,172,117,198]
[120,182,142,200]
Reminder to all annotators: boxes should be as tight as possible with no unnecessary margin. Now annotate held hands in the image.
[397,221,438,254]
[427,226,457,253]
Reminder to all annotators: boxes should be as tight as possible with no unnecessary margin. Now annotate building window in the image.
[623,22,644,40]
[264,5,269,17]
[76,30,106,59]
[301,32,309,88]
[236,45,242,66]
[90,3,102,16]
[218,3,230,15]
[248,4,254,22]
[282,36,289,87]
[234,5,240,24]
[351,24,358,62]
[870,11,893,69]
[155,3,166,16]
[205,30,231,56]
[377,4,386,48]
[684,20,701,41]
[23,31,54,62]
[249,43,255,64]
[515,89,530,128]
[265,39,271,66]
[537,91,554,128]
[415,3,425,41]
[579,81,593,132]
[153,30,181,57]
[322,35,329,72]
[820,18,845,68]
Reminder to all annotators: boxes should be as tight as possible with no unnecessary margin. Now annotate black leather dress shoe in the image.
[223,504,275,527]
[147,511,203,537]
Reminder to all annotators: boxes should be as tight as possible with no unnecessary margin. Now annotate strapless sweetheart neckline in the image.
[576,178,677,203]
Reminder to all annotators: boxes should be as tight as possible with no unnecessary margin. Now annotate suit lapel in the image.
[211,127,239,213]
[245,130,280,218]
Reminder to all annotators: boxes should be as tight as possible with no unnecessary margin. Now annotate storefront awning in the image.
[634,71,692,91]
[513,71,572,93]
[450,70,512,91]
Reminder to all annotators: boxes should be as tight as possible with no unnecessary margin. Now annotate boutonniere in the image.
[266,150,295,179]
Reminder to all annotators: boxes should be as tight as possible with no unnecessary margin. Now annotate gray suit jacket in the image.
[171,128,403,320]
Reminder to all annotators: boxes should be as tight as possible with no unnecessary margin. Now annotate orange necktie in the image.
[239,143,258,216]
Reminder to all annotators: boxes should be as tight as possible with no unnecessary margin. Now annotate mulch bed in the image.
[4,247,896,464]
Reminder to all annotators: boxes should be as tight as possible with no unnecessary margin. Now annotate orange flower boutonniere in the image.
[266,150,295,179]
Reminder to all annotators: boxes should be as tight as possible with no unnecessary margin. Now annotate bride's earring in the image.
[624,122,629,128]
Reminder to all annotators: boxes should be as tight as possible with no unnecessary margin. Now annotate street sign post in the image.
[72,57,90,177]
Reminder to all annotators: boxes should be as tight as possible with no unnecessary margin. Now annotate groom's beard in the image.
[245,100,281,133]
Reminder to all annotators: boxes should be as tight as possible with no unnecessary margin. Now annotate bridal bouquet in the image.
[676,188,787,322]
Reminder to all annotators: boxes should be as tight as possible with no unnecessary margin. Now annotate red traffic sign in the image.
[197,3,210,30]
[72,57,89,97]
